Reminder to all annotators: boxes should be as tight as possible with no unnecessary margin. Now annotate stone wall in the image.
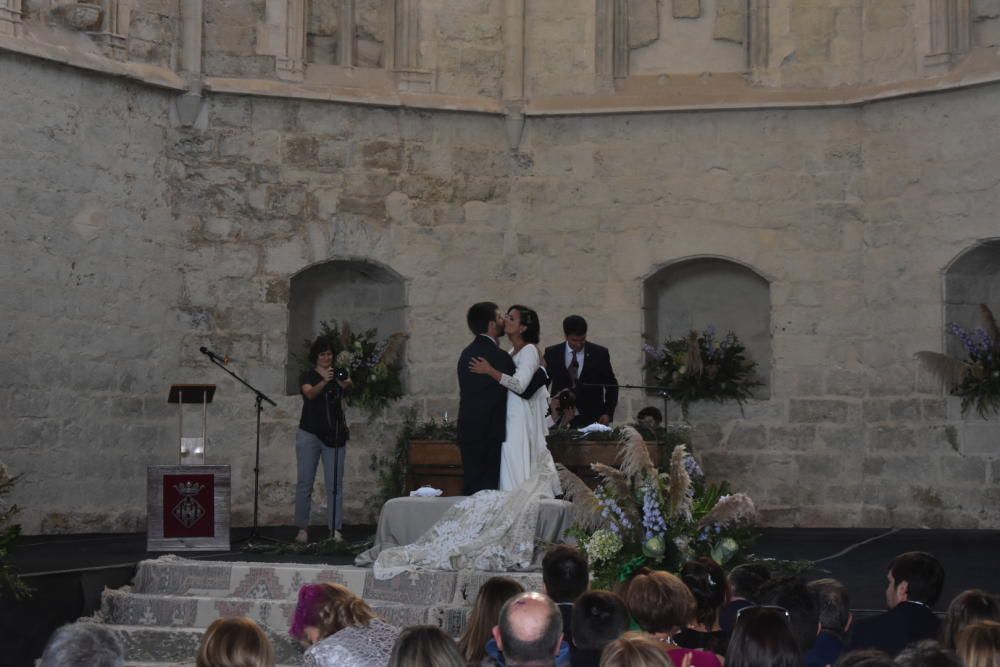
[3,46,1000,534]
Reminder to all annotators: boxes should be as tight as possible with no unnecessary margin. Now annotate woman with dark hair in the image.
[457,576,525,664]
[727,606,803,667]
[676,557,730,656]
[290,582,399,667]
[940,589,1000,649]
[470,305,560,494]
[294,336,353,544]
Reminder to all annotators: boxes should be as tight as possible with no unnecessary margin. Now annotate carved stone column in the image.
[338,0,356,66]
[90,0,129,60]
[276,0,306,81]
[748,0,769,73]
[391,0,433,91]
[0,0,23,38]
[503,0,525,149]
[929,0,970,61]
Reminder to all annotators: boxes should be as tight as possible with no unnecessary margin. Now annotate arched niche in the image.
[286,259,406,394]
[943,240,1000,358]
[643,257,771,398]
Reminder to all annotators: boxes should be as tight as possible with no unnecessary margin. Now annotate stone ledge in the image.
[0,34,185,91]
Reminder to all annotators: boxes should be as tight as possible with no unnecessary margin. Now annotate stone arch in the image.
[285,258,407,394]
[643,256,771,397]
[942,239,1000,359]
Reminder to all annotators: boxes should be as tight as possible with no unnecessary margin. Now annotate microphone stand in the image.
[203,353,280,547]
[578,382,672,428]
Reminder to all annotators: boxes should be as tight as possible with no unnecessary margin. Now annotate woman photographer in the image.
[295,336,352,544]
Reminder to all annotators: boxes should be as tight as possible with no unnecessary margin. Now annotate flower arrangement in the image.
[916,304,1000,418]
[303,321,407,419]
[561,427,759,590]
[643,325,762,418]
[0,463,30,599]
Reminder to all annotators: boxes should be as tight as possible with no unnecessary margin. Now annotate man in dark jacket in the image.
[848,551,945,657]
[544,315,618,428]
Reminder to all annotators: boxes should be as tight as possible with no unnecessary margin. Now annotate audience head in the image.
[625,569,695,634]
[458,576,525,663]
[894,639,963,667]
[637,406,663,427]
[571,591,631,652]
[387,624,464,667]
[808,578,852,638]
[757,575,820,654]
[542,544,589,603]
[941,590,1000,649]
[727,606,803,667]
[956,620,1000,667]
[598,631,672,667]
[39,623,125,667]
[196,617,275,667]
[468,301,501,336]
[887,552,945,608]
[681,556,730,629]
[730,563,772,601]
[494,591,563,666]
[289,582,376,644]
[833,650,895,667]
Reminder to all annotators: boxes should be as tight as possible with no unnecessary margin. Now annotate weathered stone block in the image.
[959,422,1000,455]
[940,456,987,484]
[726,423,767,450]
[767,424,817,451]
[672,0,700,20]
[789,399,850,423]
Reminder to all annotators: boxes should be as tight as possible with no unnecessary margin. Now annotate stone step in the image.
[100,588,472,635]
[101,624,304,665]
[132,555,545,607]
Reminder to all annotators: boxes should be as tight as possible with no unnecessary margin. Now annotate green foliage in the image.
[570,436,759,590]
[643,327,763,418]
[0,466,30,600]
[300,321,406,420]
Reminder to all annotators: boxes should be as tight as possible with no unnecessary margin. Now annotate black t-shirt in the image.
[298,369,349,446]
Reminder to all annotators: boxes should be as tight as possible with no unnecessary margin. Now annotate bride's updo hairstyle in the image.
[290,582,377,642]
[508,305,540,344]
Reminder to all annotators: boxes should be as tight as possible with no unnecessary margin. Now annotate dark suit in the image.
[847,601,941,657]
[544,341,618,427]
[457,335,516,495]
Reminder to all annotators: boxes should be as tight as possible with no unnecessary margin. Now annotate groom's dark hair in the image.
[563,315,588,337]
[467,302,499,335]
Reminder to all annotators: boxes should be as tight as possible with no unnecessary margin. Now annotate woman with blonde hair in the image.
[457,576,525,663]
[289,582,400,667]
[387,625,465,667]
[196,617,275,667]
[956,620,1000,667]
[599,632,673,667]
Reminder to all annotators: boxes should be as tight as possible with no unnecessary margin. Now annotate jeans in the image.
[294,428,346,531]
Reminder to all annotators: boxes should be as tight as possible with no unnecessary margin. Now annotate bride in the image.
[469,305,560,496]
[370,305,563,579]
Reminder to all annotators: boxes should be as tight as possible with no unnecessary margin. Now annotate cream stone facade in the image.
[2,0,1000,534]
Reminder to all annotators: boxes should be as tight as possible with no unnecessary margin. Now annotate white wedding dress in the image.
[371,345,563,580]
[499,344,561,495]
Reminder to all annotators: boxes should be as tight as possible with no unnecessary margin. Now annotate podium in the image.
[147,464,231,551]
[168,384,215,465]
[149,385,229,551]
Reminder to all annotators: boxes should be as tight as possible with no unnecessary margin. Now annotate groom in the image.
[457,302,515,495]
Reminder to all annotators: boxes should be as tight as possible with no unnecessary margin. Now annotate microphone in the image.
[199,346,231,364]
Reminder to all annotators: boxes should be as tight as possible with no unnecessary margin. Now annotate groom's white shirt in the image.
[564,341,585,374]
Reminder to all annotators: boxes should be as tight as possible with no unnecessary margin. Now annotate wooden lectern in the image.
[168,384,215,465]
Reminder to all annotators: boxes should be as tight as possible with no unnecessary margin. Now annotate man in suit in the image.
[544,315,618,428]
[848,551,944,657]
[457,302,516,495]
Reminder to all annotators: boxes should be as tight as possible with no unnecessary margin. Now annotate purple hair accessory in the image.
[290,583,328,639]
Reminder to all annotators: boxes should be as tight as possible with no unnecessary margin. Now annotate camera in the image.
[334,367,350,381]
[553,388,576,409]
